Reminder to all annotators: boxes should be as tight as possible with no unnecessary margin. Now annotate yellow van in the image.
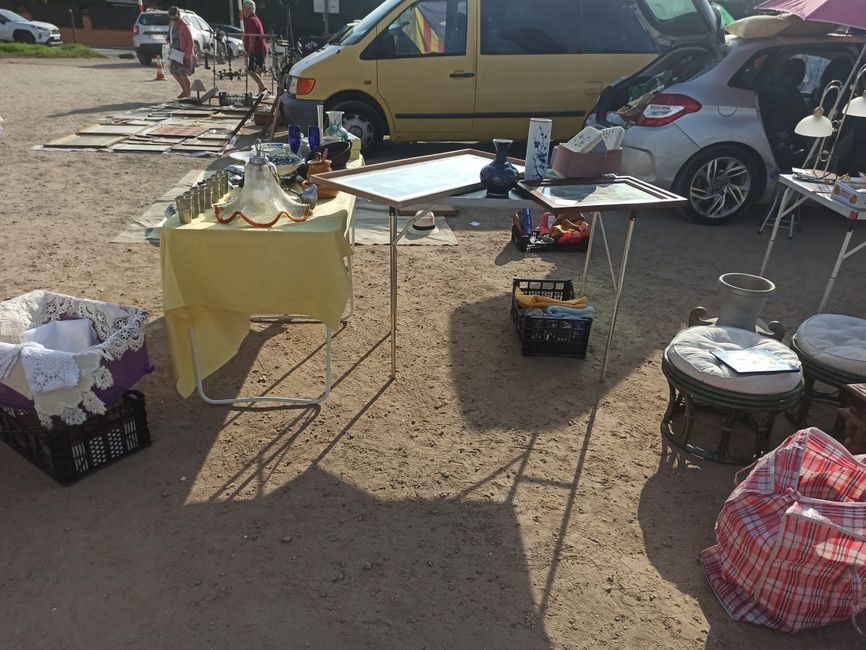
[282,0,720,151]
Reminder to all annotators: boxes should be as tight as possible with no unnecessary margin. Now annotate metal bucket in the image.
[717,273,775,331]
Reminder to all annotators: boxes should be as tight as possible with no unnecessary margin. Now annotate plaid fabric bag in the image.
[701,428,866,633]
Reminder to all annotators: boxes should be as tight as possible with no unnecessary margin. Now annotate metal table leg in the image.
[818,226,864,313]
[389,206,397,380]
[759,188,807,277]
[600,211,637,382]
[189,324,332,406]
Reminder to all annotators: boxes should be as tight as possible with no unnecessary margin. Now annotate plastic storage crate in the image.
[0,391,150,485]
[510,279,592,358]
[511,225,589,253]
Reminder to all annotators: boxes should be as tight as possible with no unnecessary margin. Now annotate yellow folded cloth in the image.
[514,287,588,310]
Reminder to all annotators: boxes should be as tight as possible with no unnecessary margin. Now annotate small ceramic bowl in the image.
[306,141,351,169]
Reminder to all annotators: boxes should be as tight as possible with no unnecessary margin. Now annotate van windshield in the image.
[342,0,404,45]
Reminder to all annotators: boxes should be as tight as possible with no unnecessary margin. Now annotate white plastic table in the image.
[759,173,866,312]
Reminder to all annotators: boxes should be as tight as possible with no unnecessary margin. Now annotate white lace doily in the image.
[0,291,148,427]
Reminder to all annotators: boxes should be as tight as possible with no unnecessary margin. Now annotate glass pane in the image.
[139,13,170,27]
[578,1,656,54]
[370,0,467,59]
[342,0,405,46]
[481,0,580,55]
[642,0,699,21]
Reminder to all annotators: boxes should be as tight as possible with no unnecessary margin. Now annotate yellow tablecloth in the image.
[161,189,355,398]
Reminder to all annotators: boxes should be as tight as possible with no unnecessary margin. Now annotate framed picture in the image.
[311,149,525,208]
[518,176,686,212]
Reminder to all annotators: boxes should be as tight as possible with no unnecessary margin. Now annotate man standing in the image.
[242,0,268,95]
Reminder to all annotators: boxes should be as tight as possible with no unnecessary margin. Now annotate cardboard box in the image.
[831,179,866,211]
[550,145,622,178]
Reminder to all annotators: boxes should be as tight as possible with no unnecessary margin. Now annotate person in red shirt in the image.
[242,0,268,95]
[167,6,195,99]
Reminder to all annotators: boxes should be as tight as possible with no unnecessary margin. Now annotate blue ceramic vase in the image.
[480,138,519,198]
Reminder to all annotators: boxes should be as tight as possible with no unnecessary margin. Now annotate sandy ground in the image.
[1,56,865,649]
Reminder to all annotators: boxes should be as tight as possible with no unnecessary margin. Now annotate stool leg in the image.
[754,412,775,459]
[661,383,694,451]
[716,411,738,461]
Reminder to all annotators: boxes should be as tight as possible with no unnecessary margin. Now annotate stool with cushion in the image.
[661,326,804,464]
[790,314,866,425]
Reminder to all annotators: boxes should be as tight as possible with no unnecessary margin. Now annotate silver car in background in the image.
[588,19,866,224]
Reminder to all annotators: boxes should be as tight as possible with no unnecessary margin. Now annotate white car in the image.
[0,9,62,45]
[132,9,214,66]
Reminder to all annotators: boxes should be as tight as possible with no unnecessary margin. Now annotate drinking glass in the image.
[288,125,301,155]
[308,125,321,151]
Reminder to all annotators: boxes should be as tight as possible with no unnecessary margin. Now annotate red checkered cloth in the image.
[701,428,866,634]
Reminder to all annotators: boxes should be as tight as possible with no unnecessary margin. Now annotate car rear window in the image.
[138,13,169,27]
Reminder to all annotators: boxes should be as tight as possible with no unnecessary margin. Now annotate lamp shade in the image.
[795,112,834,138]
[844,94,866,118]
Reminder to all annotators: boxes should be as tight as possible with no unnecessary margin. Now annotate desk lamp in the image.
[795,65,866,177]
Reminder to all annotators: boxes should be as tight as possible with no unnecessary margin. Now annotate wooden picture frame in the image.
[77,124,147,136]
[517,176,686,212]
[45,133,127,148]
[311,149,526,208]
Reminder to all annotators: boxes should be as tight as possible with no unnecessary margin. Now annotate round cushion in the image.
[795,314,866,377]
[666,326,802,395]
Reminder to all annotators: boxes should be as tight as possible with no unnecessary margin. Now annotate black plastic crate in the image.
[510,279,592,358]
[0,391,150,485]
[511,225,589,253]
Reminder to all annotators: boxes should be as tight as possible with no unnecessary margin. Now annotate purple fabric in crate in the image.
[0,341,154,411]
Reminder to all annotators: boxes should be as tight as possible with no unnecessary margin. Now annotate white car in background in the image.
[0,9,62,45]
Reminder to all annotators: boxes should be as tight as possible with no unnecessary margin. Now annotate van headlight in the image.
[289,77,316,96]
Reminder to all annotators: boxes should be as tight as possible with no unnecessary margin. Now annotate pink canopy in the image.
[757,0,866,30]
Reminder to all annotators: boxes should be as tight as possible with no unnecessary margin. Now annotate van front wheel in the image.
[332,101,384,154]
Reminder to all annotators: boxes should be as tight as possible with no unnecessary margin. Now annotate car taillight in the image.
[133,25,139,35]
[636,94,702,127]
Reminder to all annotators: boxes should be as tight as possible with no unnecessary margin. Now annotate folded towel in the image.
[514,287,588,310]
[19,344,80,395]
[21,319,96,354]
[544,306,595,319]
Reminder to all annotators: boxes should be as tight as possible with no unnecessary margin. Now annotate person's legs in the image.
[178,74,191,98]
[248,52,267,93]
[171,72,186,98]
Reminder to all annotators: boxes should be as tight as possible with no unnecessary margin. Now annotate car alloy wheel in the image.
[688,156,752,222]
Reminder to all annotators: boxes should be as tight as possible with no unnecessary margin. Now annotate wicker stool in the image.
[661,326,804,464]
[790,314,866,425]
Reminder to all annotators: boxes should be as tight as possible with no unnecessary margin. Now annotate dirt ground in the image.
[1,56,865,649]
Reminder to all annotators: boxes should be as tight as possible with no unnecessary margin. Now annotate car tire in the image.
[332,100,385,154]
[13,30,35,44]
[137,51,153,66]
[674,145,762,225]
[193,42,202,66]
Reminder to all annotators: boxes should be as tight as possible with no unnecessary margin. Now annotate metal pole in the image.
[390,206,397,380]
[600,211,637,382]
[68,9,77,44]
[759,187,792,277]
[818,227,855,313]
[229,0,235,26]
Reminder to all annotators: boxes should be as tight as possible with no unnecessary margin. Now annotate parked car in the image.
[210,23,244,58]
[0,9,62,45]
[282,0,718,152]
[132,8,215,66]
[587,5,865,224]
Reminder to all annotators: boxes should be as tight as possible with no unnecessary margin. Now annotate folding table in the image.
[313,152,685,382]
[160,192,355,405]
[759,173,866,312]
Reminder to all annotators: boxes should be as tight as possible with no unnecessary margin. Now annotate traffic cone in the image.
[154,55,166,81]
